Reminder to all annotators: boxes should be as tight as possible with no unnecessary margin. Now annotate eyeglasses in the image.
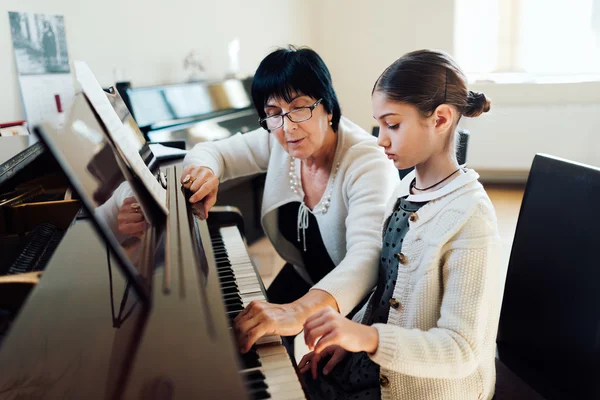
[259,98,323,131]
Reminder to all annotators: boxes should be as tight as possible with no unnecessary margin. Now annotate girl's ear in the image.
[432,104,454,134]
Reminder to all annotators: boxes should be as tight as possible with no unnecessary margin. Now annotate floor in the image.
[248,184,525,361]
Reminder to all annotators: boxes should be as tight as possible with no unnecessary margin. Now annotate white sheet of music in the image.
[73,60,168,215]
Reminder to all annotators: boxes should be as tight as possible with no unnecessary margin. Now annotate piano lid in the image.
[34,94,165,305]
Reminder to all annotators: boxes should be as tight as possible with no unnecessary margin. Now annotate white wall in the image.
[0,0,318,123]
[3,0,599,175]
[311,0,455,132]
[463,82,600,176]
[309,0,600,175]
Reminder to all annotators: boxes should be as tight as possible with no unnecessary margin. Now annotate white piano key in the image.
[216,226,306,398]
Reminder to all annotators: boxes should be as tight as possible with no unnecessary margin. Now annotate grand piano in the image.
[0,82,306,399]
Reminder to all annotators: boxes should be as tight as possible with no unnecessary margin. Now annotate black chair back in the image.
[497,154,600,399]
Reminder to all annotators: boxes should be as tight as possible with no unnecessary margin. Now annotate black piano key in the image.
[6,222,64,275]
[243,370,266,382]
[247,381,268,391]
[228,301,243,310]
[242,374,267,395]
[223,293,243,303]
[223,294,242,303]
[225,294,243,303]
[226,303,244,314]
[219,277,238,285]
[228,311,241,323]
[220,275,238,284]
[222,287,241,295]
[224,298,243,308]
[218,271,235,280]
[226,304,244,314]
[249,390,271,400]
[239,350,261,370]
[218,271,235,278]
[221,284,240,294]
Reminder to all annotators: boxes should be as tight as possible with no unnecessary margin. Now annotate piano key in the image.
[210,225,305,398]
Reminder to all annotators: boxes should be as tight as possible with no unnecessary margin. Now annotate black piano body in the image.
[0,136,81,347]
[0,93,305,399]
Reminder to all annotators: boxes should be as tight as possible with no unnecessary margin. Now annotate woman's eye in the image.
[387,123,400,129]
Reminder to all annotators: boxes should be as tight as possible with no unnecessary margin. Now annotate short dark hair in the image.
[373,49,491,119]
[251,46,342,132]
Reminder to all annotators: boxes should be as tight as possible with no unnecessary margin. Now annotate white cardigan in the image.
[353,169,502,400]
[184,117,399,315]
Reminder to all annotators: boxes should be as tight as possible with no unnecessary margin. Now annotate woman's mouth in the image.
[385,153,395,160]
[288,138,305,146]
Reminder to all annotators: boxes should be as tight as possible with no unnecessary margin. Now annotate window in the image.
[454,0,600,80]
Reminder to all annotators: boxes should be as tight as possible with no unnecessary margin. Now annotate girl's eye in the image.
[387,123,400,129]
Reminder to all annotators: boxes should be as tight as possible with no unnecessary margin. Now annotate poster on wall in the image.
[8,11,75,128]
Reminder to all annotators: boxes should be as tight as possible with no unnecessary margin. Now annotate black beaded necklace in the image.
[410,167,463,192]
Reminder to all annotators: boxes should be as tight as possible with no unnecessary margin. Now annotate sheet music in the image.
[148,143,188,160]
[73,60,168,215]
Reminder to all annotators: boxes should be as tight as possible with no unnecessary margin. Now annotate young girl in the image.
[299,49,502,399]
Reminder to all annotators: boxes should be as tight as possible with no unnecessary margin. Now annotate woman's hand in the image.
[303,307,379,355]
[117,196,147,238]
[298,345,348,379]
[180,165,219,217]
[233,301,306,354]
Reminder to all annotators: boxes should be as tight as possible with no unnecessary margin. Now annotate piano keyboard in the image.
[5,222,65,275]
[210,225,306,400]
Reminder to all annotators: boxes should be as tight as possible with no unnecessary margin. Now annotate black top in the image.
[363,196,428,325]
[278,202,335,284]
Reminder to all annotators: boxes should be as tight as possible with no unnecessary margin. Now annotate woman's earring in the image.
[329,121,333,126]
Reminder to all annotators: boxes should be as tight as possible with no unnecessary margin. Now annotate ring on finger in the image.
[182,174,195,184]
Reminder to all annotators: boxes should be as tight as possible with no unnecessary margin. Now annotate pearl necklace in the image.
[289,157,340,251]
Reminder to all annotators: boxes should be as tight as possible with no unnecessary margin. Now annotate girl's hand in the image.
[298,345,348,379]
[303,307,379,355]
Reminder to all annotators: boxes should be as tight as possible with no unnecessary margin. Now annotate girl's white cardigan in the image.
[353,169,502,400]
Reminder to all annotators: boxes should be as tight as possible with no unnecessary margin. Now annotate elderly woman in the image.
[181,46,398,355]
